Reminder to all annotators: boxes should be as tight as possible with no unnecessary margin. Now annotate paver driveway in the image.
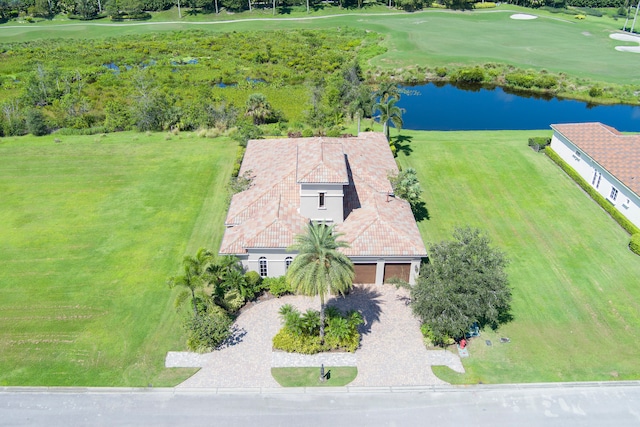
[168,284,463,388]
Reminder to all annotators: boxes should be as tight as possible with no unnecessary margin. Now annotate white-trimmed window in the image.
[610,187,618,201]
[285,256,293,271]
[259,257,268,277]
[318,192,326,209]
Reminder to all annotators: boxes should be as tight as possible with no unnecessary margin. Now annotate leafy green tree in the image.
[286,223,355,344]
[389,167,423,215]
[167,248,215,316]
[25,108,48,136]
[75,0,98,18]
[131,71,171,131]
[411,227,512,344]
[244,93,273,125]
[373,96,404,141]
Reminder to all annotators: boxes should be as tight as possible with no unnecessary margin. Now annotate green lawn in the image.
[1,6,639,84]
[397,130,640,383]
[0,131,235,386]
[271,367,358,387]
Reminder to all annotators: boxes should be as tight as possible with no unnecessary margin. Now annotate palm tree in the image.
[348,85,374,135]
[374,81,400,104]
[245,93,272,125]
[167,248,214,316]
[373,96,404,141]
[286,223,355,344]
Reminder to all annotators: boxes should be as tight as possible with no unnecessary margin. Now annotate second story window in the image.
[319,192,326,209]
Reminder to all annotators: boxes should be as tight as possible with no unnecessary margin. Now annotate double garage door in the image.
[353,263,411,284]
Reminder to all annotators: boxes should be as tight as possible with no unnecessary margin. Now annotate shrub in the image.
[272,328,323,354]
[528,136,551,152]
[326,127,342,137]
[301,128,314,138]
[474,1,496,8]
[589,86,603,97]
[244,271,263,294]
[534,75,558,89]
[575,14,586,19]
[545,147,640,236]
[452,67,485,84]
[264,276,292,297]
[56,126,110,135]
[630,234,640,256]
[435,67,447,77]
[222,289,245,313]
[184,310,233,353]
[505,72,536,89]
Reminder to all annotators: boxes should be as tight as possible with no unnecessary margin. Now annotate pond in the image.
[397,83,640,132]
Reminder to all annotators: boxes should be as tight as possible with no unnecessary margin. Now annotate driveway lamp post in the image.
[320,364,326,382]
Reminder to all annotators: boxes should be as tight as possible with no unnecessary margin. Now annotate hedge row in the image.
[630,234,640,256]
[545,147,640,236]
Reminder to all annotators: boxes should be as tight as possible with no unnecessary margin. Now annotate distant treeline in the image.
[0,0,398,21]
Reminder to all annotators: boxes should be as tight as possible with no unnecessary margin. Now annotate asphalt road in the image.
[2,383,640,427]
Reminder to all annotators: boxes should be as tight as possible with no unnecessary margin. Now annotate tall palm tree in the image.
[286,223,355,344]
[374,81,400,104]
[348,85,374,135]
[167,248,214,316]
[373,96,404,141]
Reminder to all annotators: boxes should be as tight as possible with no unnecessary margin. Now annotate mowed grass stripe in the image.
[398,130,640,383]
[0,132,235,386]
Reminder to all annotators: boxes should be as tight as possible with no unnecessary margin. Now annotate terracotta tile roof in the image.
[219,132,427,257]
[296,141,349,184]
[551,122,640,196]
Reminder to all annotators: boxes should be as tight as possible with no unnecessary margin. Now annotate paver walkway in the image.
[168,284,463,388]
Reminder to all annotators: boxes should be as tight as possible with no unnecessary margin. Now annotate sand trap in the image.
[610,33,640,53]
[510,13,537,20]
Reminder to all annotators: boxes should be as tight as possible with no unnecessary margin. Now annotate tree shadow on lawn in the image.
[327,285,383,336]
[394,135,413,157]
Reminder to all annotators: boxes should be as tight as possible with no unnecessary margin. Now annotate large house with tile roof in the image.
[219,132,427,285]
[550,122,640,229]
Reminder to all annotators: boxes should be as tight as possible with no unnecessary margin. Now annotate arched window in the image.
[259,257,268,277]
[285,256,293,271]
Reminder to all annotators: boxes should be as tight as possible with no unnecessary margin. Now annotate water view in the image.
[398,83,640,132]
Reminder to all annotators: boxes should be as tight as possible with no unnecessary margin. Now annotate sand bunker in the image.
[510,13,537,20]
[610,33,640,52]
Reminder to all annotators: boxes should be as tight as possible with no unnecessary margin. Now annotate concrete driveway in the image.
[166,284,463,388]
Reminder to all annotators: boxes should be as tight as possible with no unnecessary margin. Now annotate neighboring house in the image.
[550,122,640,229]
[219,132,427,285]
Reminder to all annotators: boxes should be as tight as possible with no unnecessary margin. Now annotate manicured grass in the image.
[271,367,358,387]
[1,6,638,84]
[0,131,235,386]
[396,130,640,383]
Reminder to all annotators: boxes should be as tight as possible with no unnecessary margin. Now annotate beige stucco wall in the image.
[299,183,344,224]
[551,132,640,229]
